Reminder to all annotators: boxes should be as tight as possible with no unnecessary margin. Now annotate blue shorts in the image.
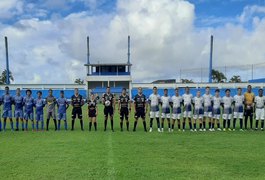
[15,110,23,118]
[24,112,34,121]
[2,110,12,118]
[58,113,67,121]
[36,113,44,121]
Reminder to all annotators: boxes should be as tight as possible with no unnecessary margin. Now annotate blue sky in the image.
[0,0,265,83]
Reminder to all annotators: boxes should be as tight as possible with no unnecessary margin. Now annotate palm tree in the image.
[212,69,227,83]
[181,79,194,83]
[74,78,84,85]
[0,69,14,84]
[229,75,242,83]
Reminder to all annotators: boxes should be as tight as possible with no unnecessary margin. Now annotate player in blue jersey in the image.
[14,88,24,131]
[2,86,14,131]
[24,89,35,131]
[57,91,69,131]
[35,91,45,131]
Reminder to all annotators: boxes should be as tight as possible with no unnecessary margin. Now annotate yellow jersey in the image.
[244,92,255,106]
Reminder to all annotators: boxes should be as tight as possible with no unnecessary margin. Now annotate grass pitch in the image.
[0,105,265,180]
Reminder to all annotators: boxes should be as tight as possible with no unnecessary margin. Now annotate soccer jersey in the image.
[234,95,244,112]
[193,96,204,110]
[46,95,56,113]
[255,96,265,108]
[161,95,171,114]
[71,94,83,108]
[35,98,45,114]
[134,94,147,109]
[24,96,35,113]
[57,97,68,114]
[222,96,233,114]
[148,94,160,112]
[244,92,255,105]
[118,94,130,108]
[102,93,114,107]
[87,99,97,110]
[171,95,182,113]
[203,94,213,111]
[182,93,193,111]
[2,94,13,111]
[14,95,24,111]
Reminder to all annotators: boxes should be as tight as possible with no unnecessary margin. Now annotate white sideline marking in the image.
[107,134,115,179]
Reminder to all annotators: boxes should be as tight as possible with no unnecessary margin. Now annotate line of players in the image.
[1,84,264,132]
[0,86,86,131]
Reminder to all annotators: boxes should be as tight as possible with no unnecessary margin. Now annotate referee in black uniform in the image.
[71,88,84,131]
[102,87,115,132]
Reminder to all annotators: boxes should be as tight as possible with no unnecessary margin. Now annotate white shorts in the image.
[193,114,203,120]
[183,111,192,118]
[150,111,160,118]
[256,108,264,120]
[161,113,171,119]
[213,114,221,120]
[223,114,232,120]
[233,112,243,119]
[204,111,212,118]
[172,113,181,120]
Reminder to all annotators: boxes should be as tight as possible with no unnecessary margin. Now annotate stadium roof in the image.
[84,63,132,66]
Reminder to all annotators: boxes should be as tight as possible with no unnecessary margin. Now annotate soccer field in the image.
[0,105,265,180]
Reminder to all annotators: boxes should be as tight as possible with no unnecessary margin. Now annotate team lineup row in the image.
[0,85,264,132]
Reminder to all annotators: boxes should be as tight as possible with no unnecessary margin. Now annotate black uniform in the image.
[102,93,115,117]
[134,94,147,119]
[88,99,97,118]
[71,94,83,119]
[119,94,130,120]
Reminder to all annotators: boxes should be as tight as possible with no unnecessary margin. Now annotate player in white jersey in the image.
[182,87,193,131]
[148,86,161,132]
[233,87,244,131]
[171,88,183,132]
[203,87,213,131]
[192,90,204,132]
[212,89,222,131]
[161,89,171,132]
[254,89,265,131]
[222,89,234,131]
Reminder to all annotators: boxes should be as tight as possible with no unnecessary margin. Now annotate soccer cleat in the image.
[203,129,206,132]
[161,128,164,132]
[255,128,258,131]
[223,128,226,131]
[15,128,19,131]
[149,128,153,132]
[217,128,221,131]
[171,129,174,132]
[233,129,236,131]
[209,128,212,132]
[240,129,244,131]
[211,129,215,132]
[178,129,181,132]
[194,129,197,132]
[199,129,203,132]
[228,128,232,131]
[190,129,194,132]
[168,128,171,132]
[182,129,185,132]
[158,128,161,132]
[261,128,264,131]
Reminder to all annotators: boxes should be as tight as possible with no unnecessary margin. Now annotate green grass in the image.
[0,105,265,180]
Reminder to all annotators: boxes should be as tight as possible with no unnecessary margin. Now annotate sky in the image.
[0,0,265,84]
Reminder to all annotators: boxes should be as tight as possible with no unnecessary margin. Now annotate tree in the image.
[0,69,14,84]
[212,69,227,83]
[74,78,84,85]
[181,79,194,83]
[229,75,242,83]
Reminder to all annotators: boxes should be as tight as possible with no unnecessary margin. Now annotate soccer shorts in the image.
[72,107,82,119]
[36,113,44,121]
[194,108,203,119]
[104,106,114,117]
[256,108,264,120]
[135,108,145,119]
[120,107,129,120]
[233,112,244,119]
[213,108,221,120]
[88,109,96,118]
[161,107,170,119]
[183,111,192,118]
[24,112,34,121]
[172,107,181,120]
[58,113,67,120]
[47,111,56,120]
[244,107,253,117]
[150,111,160,118]
[14,110,23,119]
[204,106,212,118]
[2,110,12,118]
